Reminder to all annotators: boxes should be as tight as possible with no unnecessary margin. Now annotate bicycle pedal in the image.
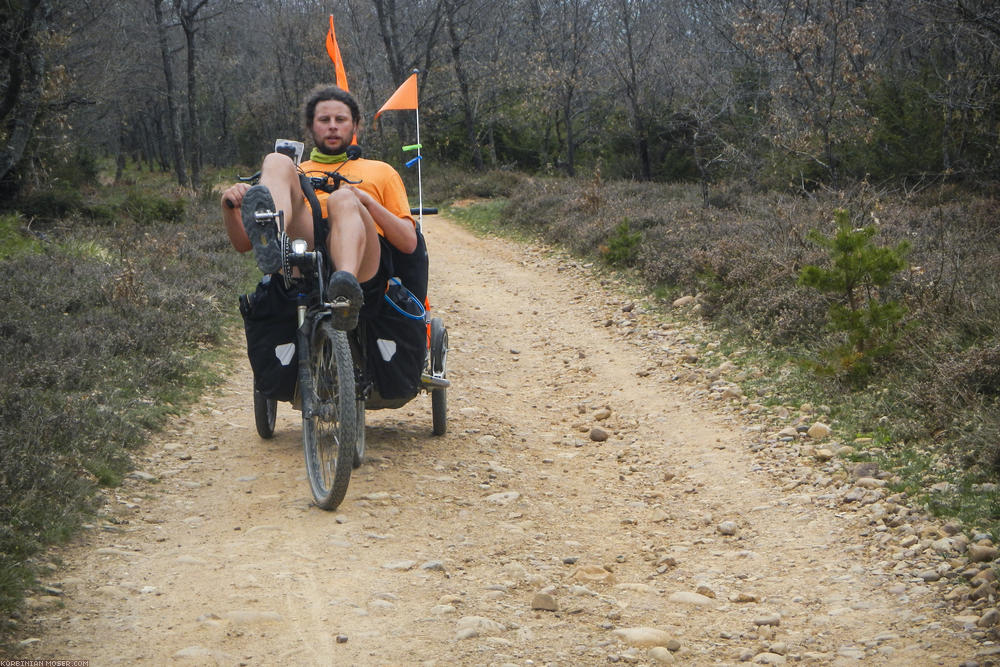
[254,210,279,222]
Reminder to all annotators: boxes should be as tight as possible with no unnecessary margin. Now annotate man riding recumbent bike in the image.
[221,86,448,511]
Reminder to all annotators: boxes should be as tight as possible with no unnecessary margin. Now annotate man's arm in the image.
[221,183,252,253]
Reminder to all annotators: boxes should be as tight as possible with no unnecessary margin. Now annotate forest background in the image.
[1,0,1000,637]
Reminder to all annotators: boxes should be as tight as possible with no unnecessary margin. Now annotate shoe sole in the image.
[327,271,363,331]
[242,186,282,274]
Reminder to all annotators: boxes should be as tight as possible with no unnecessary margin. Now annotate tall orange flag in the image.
[325,15,349,92]
[374,72,418,125]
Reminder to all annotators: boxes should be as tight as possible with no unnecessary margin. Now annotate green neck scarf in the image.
[308,148,349,164]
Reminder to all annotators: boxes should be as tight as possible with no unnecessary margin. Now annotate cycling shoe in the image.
[241,185,282,274]
[326,270,363,331]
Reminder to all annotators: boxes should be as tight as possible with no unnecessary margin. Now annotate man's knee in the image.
[327,187,357,207]
[260,152,296,174]
[326,188,364,219]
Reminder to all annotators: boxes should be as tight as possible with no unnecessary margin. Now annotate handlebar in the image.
[310,171,360,193]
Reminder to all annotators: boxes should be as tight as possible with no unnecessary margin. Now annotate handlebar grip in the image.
[410,207,438,215]
[225,199,235,209]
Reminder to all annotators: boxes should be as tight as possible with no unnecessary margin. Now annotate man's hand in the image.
[345,185,417,254]
[345,184,375,209]
[221,182,251,210]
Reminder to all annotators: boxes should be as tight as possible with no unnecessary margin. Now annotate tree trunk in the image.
[115,117,127,183]
[153,0,188,186]
[0,0,49,186]
[563,87,576,177]
[617,0,651,180]
[373,0,405,86]
[443,0,483,170]
[180,8,202,189]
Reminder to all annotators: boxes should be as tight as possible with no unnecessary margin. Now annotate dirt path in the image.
[16,215,989,665]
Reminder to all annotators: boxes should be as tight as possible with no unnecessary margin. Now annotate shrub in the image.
[600,219,642,267]
[120,190,186,223]
[799,208,910,381]
[10,187,84,221]
[0,190,250,628]
[0,213,42,259]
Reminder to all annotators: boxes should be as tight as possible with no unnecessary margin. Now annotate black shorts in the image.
[359,235,393,320]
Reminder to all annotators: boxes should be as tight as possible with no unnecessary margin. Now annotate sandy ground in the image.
[13,215,988,666]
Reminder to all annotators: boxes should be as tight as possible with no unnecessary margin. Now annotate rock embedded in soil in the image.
[570,564,616,585]
[668,591,713,607]
[381,560,417,571]
[806,422,831,439]
[590,427,610,442]
[531,592,559,611]
[753,614,781,627]
[420,560,446,571]
[979,608,1000,627]
[717,520,739,536]
[456,615,505,638]
[968,544,999,562]
[648,645,676,663]
[485,491,521,504]
[672,295,695,308]
[612,626,675,648]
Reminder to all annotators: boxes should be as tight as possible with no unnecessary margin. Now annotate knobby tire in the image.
[253,389,277,439]
[430,317,448,436]
[301,320,356,510]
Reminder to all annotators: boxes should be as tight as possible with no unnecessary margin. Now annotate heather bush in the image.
[460,171,1000,513]
[0,179,251,629]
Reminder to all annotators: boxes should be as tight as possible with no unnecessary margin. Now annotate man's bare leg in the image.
[323,188,381,331]
[325,188,381,282]
[240,153,314,274]
[258,153,314,246]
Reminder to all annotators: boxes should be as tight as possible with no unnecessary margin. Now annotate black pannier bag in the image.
[363,231,429,402]
[239,274,299,402]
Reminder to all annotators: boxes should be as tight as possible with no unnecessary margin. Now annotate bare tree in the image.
[152,0,187,186]
[733,0,880,184]
[441,0,484,169]
[527,0,600,176]
[607,0,664,180]
[174,0,223,189]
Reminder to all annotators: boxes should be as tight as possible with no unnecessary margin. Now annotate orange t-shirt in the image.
[299,158,414,235]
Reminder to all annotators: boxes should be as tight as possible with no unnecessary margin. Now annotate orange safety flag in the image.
[374,72,418,125]
[325,15,349,92]
[325,15,357,144]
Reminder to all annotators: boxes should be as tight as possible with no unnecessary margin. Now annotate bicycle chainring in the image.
[279,233,293,289]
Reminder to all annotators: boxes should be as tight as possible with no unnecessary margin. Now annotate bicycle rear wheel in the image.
[353,398,366,468]
[430,317,448,436]
[253,389,277,439]
[302,320,356,510]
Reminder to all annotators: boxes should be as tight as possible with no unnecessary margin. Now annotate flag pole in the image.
[413,69,423,231]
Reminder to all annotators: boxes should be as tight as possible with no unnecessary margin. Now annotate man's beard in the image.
[313,134,347,155]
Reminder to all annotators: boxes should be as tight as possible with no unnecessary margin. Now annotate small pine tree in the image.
[601,219,642,267]
[799,208,910,380]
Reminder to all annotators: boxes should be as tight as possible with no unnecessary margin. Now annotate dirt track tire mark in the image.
[15,215,982,665]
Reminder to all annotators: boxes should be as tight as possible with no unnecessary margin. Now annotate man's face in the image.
[311,100,356,154]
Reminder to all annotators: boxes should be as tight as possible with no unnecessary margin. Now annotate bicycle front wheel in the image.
[302,320,356,510]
